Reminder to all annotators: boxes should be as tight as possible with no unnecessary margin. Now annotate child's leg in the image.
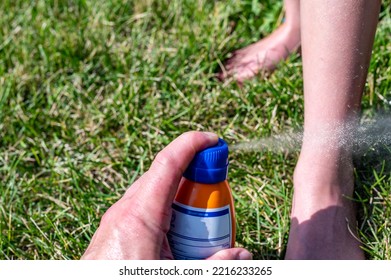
[286,0,381,259]
[218,0,301,83]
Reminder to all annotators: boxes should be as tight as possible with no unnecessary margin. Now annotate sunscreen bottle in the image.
[168,138,235,260]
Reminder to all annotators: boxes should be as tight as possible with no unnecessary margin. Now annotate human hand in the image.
[81,131,252,260]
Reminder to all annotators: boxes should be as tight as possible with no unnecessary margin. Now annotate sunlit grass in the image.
[0,0,390,259]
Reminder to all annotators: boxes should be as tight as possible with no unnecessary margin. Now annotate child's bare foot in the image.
[285,140,365,259]
[217,23,300,83]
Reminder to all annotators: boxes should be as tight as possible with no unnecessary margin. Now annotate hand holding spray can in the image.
[168,138,235,260]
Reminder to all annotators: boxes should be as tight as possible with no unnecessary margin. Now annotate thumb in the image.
[206,248,252,260]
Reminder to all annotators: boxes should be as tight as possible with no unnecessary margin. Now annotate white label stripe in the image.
[169,203,232,260]
[168,231,230,242]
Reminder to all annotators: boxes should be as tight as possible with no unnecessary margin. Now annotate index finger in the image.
[129,131,218,223]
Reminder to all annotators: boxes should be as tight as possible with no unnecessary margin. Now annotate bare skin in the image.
[285,0,381,259]
[218,0,301,83]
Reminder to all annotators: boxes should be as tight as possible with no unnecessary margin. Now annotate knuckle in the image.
[154,150,172,167]
[153,150,182,174]
[100,206,116,225]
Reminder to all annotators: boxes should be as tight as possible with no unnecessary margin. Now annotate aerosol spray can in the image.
[168,138,235,259]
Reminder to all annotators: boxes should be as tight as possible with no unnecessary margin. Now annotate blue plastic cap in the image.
[183,138,229,184]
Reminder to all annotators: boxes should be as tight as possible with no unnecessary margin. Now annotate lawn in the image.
[0,0,390,260]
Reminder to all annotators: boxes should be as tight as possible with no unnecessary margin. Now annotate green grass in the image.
[0,0,390,260]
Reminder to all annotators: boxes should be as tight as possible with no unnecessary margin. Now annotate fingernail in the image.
[237,251,253,260]
[203,132,218,141]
